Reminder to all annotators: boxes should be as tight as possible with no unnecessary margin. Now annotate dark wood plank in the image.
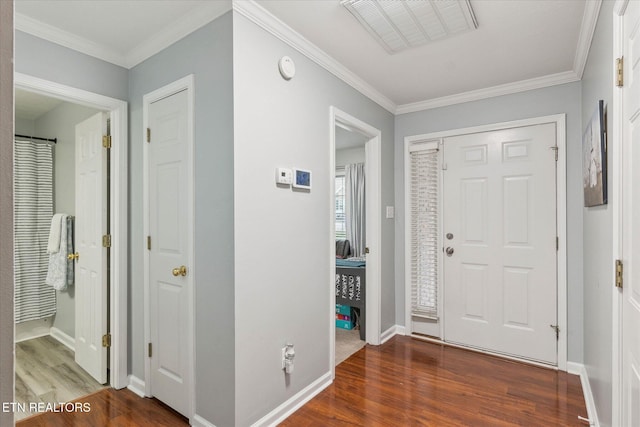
[16,388,188,427]
[16,336,587,426]
[281,336,588,426]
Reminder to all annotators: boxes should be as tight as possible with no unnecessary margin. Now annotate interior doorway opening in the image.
[329,107,382,375]
[12,74,129,424]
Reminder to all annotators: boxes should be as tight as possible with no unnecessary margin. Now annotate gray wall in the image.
[336,146,365,167]
[394,82,585,363]
[15,31,128,101]
[34,102,102,338]
[0,1,14,425]
[15,117,34,134]
[232,12,395,425]
[128,13,235,426]
[581,1,614,425]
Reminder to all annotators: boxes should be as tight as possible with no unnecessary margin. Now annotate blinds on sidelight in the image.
[409,144,439,320]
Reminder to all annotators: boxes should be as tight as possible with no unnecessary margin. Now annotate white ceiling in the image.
[14,0,598,114]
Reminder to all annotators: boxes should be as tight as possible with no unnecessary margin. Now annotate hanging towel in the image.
[47,213,65,253]
[66,216,75,287]
[46,214,69,290]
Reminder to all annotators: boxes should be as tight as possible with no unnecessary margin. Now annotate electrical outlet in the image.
[281,346,287,369]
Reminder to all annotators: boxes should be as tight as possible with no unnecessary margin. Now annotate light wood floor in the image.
[15,335,106,421]
[17,336,587,426]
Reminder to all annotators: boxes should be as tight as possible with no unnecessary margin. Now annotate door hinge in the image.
[148,342,152,358]
[102,135,112,149]
[550,146,558,161]
[147,235,151,251]
[102,234,112,248]
[102,333,111,348]
[550,324,559,340]
[616,259,623,288]
[556,236,559,251]
[146,127,151,143]
[616,57,624,88]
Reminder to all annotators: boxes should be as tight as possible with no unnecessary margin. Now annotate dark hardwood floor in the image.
[16,388,188,427]
[281,336,588,426]
[16,336,587,426]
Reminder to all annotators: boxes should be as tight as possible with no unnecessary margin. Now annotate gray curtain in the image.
[14,139,56,323]
[345,163,365,257]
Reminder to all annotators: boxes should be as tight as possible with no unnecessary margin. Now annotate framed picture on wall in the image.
[583,100,607,207]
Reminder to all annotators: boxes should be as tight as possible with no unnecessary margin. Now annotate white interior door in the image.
[443,124,557,364]
[621,1,640,424]
[148,88,192,417]
[74,112,108,384]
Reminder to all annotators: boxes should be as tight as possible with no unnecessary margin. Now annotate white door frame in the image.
[142,75,195,419]
[404,114,567,371]
[329,106,382,376]
[612,1,628,424]
[14,72,129,389]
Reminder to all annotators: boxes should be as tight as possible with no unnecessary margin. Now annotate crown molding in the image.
[15,13,128,68]
[232,0,397,114]
[125,1,231,68]
[396,70,581,115]
[573,0,602,79]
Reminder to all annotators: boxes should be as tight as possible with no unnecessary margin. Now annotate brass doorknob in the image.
[67,252,79,261]
[172,265,187,277]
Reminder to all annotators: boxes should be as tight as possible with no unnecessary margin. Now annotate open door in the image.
[74,112,108,384]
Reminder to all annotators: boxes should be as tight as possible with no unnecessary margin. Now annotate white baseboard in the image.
[127,375,146,398]
[381,325,405,344]
[15,318,53,342]
[567,362,599,426]
[192,414,217,427]
[49,326,75,351]
[251,372,332,427]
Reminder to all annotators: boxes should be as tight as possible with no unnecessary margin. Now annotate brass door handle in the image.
[172,266,187,277]
[67,252,79,261]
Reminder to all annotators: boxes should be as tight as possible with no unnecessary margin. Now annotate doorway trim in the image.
[14,72,129,388]
[329,106,382,376]
[404,114,567,371]
[142,75,195,419]
[612,1,628,425]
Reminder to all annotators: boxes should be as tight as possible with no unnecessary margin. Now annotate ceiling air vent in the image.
[341,0,478,54]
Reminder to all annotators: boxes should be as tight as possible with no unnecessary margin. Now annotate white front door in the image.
[148,88,192,417]
[443,124,558,364]
[74,112,108,384]
[620,1,640,423]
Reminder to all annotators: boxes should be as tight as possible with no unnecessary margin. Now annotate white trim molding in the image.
[251,372,332,427]
[16,2,231,69]
[233,0,395,114]
[567,362,600,426]
[49,327,75,351]
[14,72,129,390]
[381,325,405,344]
[127,375,146,399]
[396,71,580,114]
[192,414,218,427]
[574,0,603,79]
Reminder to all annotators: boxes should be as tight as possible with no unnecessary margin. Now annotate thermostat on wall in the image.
[276,167,293,185]
[293,169,311,190]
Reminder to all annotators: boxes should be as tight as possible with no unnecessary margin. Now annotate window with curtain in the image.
[335,172,347,239]
[409,143,439,319]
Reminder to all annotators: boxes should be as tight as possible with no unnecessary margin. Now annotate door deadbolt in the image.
[446,233,454,240]
[445,247,454,257]
[172,265,187,277]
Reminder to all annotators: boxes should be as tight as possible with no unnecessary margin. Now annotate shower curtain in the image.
[14,139,56,323]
